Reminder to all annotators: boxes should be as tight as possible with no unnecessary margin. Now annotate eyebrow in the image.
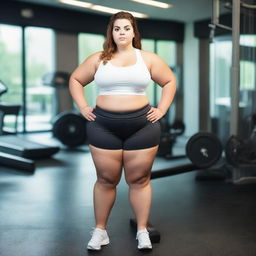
[113,25,131,28]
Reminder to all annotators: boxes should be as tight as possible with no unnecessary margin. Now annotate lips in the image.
[119,37,126,40]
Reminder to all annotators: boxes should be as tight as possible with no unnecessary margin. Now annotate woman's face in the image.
[112,19,135,47]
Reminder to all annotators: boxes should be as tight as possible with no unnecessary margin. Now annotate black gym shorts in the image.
[86,104,161,150]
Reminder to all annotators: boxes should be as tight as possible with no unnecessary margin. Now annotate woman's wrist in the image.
[157,107,166,115]
[79,105,89,110]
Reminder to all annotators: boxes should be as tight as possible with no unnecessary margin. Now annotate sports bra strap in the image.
[135,49,143,63]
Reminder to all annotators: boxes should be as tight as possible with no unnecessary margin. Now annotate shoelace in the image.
[89,228,105,243]
[136,230,150,240]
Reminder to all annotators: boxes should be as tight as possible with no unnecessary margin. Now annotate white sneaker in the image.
[87,227,110,250]
[136,228,152,250]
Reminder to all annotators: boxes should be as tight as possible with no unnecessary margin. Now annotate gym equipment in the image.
[44,71,88,147]
[225,135,256,166]
[152,132,224,180]
[130,218,161,243]
[0,135,60,159]
[225,129,256,184]
[0,80,21,135]
[170,120,186,136]
[52,111,87,147]
[186,132,223,168]
[0,79,60,172]
[42,71,73,116]
[157,133,176,157]
[211,1,256,138]
[42,72,70,87]
[225,135,245,166]
[157,119,186,159]
[151,162,197,179]
[0,104,21,135]
[0,152,35,173]
[210,0,240,135]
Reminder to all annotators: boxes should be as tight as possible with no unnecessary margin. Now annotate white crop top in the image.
[94,48,151,95]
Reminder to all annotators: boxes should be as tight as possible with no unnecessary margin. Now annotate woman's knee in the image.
[97,175,120,188]
[125,172,151,188]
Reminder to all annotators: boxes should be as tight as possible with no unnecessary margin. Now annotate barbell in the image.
[151,131,224,180]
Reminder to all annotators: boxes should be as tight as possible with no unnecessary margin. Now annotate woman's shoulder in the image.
[85,51,103,62]
[139,49,160,64]
[140,49,158,59]
[77,51,103,71]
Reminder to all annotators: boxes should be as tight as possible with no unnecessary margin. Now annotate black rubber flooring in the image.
[0,134,256,256]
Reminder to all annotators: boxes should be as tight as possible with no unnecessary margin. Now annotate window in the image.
[239,35,256,137]
[0,24,22,131]
[209,39,232,140]
[78,33,105,108]
[210,40,232,118]
[156,40,177,124]
[240,35,256,90]
[25,27,55,131]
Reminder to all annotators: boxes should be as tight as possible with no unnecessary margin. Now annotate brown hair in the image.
[100,12,142,64]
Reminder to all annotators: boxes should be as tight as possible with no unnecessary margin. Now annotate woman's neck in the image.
[116,44,134,53]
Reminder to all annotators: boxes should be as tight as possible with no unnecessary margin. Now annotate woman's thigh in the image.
[122,145,159,184]
[89,145,123,185]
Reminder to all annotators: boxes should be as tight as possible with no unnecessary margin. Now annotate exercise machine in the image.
[157,118,186,159]
[42,71,88,147]
[0,80,60,173]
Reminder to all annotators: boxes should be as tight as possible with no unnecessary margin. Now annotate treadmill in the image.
[0,80,60,173]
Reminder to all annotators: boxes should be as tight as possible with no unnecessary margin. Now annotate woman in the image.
[69,11,176,250]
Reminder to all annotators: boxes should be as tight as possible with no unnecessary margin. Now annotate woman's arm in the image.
[69,51,101,121]
[145,51,177,123]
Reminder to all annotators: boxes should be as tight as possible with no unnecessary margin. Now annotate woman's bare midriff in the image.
[96,95,149,112]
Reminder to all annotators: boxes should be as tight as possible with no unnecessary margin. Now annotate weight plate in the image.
[186,132,223,168]
[170,120,185,135]
[225,135,256,166]
[53,111,87,147]
[224,135,241,166]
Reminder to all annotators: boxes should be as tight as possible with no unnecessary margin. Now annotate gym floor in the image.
[0,134,256,256]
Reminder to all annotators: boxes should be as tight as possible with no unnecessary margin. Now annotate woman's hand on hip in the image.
[147,107,164,123]
[80,106,96,121]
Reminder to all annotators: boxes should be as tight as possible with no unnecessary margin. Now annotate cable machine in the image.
[210,0,256,137]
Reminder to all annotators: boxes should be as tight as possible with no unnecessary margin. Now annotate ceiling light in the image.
[240,35,256,47]
[130,0,172,9]
[58,0,92,8]
[58,0,148,18]
[92,5,148,18]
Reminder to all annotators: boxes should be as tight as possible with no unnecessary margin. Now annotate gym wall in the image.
[55,32,78,74]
